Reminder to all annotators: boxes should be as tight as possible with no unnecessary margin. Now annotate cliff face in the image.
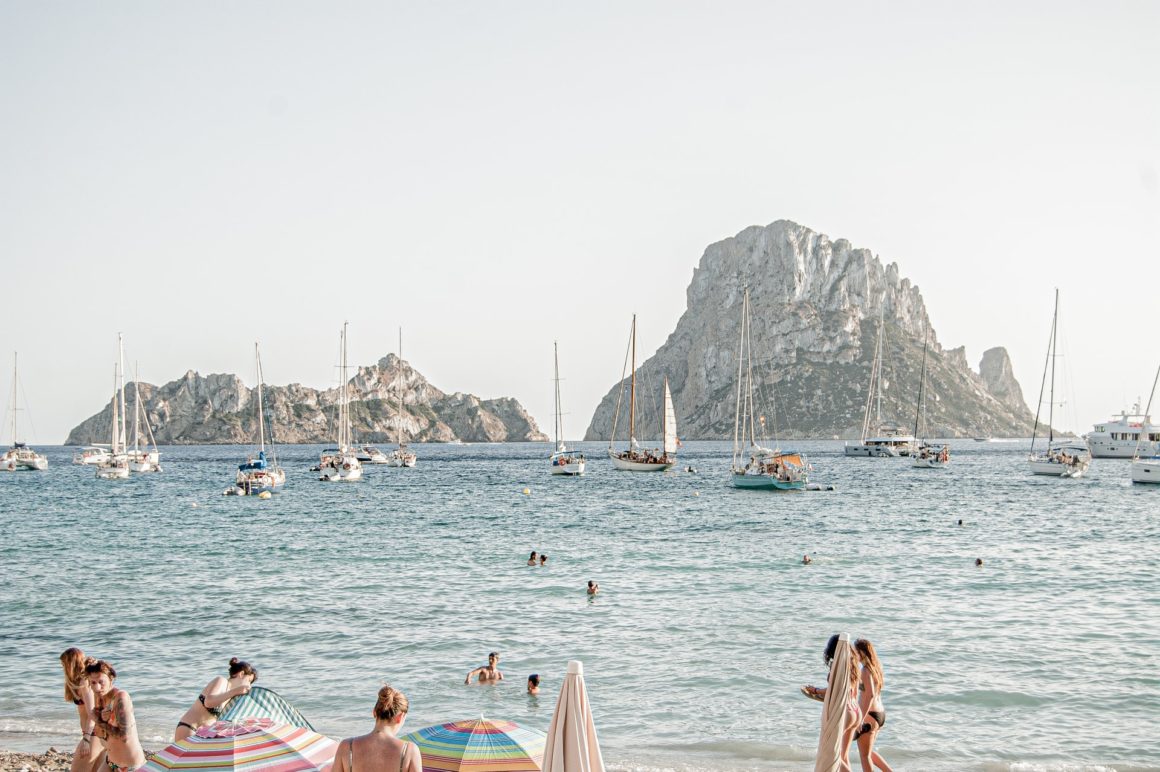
[66,354,548,445]
[584,219,1036,439]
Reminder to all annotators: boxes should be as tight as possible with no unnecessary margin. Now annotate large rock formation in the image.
[66,354,548,445]
[584,220,1036,440]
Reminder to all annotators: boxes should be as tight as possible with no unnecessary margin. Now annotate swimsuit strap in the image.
[348,738,354,772]
[399,741,408,772]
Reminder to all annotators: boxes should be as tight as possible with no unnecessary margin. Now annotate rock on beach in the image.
[0,749,72,772]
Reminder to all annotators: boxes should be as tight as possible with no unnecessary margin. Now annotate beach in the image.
[2,440,1158,771]
[0,749,71,772]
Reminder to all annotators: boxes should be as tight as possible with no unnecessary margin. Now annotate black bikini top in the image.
[199,693,234,717]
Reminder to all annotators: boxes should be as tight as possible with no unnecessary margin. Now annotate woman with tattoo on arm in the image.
[86,660,145,772]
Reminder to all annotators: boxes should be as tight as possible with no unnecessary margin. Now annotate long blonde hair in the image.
[60,648,95,703]
[854,638,884,692]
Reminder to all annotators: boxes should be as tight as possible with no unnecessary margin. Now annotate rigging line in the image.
[1029,291,1057,456]
[609,318,634,448]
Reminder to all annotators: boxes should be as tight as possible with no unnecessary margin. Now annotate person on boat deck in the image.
[527,551,538,566]
[465,652,503,684]
[87,660,145,772]
[60,648,104,772]
[174,657,257,741]
[331,685,422,772]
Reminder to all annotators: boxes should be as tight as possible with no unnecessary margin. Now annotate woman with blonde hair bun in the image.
[331,685,422,772]
[60,648,105,772]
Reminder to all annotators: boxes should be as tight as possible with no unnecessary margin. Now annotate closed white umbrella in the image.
[542,660,605,772]
[815,633,854,772]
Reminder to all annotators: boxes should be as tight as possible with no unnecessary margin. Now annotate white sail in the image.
[663,379,678,455]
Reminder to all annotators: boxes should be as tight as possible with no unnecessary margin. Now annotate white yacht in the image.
[549,341,585,476]
[3,353,48,471]
[358,445,390,464]
[1028,290,1090,478]
[608,315,678,472]
[95,338,130,481]
[318,323,363,482]
[1085,404,1159,458]
[1130,366,1160,484]
[386,328,418,468]
[73,446,112,466]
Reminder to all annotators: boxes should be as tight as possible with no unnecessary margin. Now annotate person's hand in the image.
[239,682,252,696]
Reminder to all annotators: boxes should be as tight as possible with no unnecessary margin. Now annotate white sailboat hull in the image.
[96,461,130,480]
[1029,456,1090,478]
[844,443,899,458]
[609,450,674,472]
[1131,459,1160,483]
[911,456,949,469]
[550,451,586,476]
[550,461,586,475]
[319,458,363,481]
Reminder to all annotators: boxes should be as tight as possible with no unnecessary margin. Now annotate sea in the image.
[1,440,1157,772]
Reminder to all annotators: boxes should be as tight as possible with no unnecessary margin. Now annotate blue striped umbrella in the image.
[402,718,545,771]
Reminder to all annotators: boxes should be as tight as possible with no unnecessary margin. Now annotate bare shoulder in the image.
[406,742,423,772]
[205,675,228,693]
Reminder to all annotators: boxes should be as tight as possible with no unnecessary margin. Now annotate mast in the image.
[874,319,883,436]
[132,362,142,453]
[629,315,637,445]
[1048,290,1059,446]
[1133,364,1160,462]
[913,336,928,441]
[554,341,563,452]
[340,322,349,451]
[396,327,403,448]
[117,334,127,455]
[9,353,16,445]
[255,342,266,453]
[109,364,119,453]
[732,291,747,465]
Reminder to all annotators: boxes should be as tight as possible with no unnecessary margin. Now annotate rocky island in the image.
[66,354,548,445]
[585,219,1038,440]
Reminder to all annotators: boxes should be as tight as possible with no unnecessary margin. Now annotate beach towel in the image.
[219,685,315,730]
[815,633,853,772]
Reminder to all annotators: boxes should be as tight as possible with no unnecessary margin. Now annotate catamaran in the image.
[126,363,161,473]
[96,336,130,480]
[729,290,807,490]
[1028,290,1091,478]
[1130,364,1160,484]
[228,343,287,495]
[550,341,585,476]
[910,334,949,469]
[2,353,48,472]
[387,328,417,468]
[845,317,914,457]
[608,315,677,472]
[318,323,363,482]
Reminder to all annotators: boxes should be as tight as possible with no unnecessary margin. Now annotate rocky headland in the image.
[585,219,1038,440]
[66,354,548,445]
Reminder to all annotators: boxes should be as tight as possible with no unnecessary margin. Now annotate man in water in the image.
[587,580,599,595]
[526,674,540,695]
[465,652,503,684]
[802,554,813,565]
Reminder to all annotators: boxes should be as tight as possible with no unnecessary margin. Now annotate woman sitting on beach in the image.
[60,648,104,772]
[853,639,892,772]
[86,660,145,772]
[331,685,422,772]
[174,657,257,741]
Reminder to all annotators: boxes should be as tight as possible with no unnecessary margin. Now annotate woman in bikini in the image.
[174,657,257,741]
[853,639,893,772]
[86,660,145,772]
[60,648,105,772]
[802,634,861,772]
[331,685,422,772]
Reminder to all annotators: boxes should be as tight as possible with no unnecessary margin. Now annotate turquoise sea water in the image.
[1,441,1157,771]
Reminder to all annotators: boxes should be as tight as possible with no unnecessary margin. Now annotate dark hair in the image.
[373,685,409,721]
[587,581,595,587]
[528,674,539,686]
[823,634,839,666]
[488,652,499,662]
[85,660,116,680]
[540,554,548,561]
[529,551,537,559]
[229,657,258,682]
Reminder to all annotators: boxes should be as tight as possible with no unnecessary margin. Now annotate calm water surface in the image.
[1,441,1157,771]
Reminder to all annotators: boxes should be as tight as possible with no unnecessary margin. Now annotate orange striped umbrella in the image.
[142,719,338,771]
[402,718,545,772]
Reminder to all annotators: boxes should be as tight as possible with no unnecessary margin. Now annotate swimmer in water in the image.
[527,551,538,566]
[526,674,540,695]
[975,558,983,567]
[539,554,548,567]
[464,652,503,684]
[587,581,599,595]
[802,554,813,565]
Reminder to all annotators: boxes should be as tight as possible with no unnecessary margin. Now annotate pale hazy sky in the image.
[2,1,1157,443]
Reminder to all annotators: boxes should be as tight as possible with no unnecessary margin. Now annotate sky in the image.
[2,1,1158,443]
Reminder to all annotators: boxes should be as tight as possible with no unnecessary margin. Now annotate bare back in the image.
[335,734,421,772]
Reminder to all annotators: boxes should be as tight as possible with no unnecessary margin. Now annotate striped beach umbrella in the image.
[220,686,316,730]
[142,718,338,771]
[402,718,546,772]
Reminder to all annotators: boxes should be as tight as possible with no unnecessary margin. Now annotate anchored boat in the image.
[608,315,677,472]
[550,341,585,476]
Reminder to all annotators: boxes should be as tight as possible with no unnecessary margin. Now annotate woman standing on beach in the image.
[853,639,892,772]
[812,634,860,772]
[174,657,257,741]
[86,660,145,772]
[331,685,422,772]
[59,648,104,772]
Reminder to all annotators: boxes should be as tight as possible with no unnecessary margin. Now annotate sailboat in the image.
[845,316,914,457]
[1028,290,1091,477]
[550,341,585,476]
[318,322,363,482]
[126,363,161,473]
[96,335,130,480]
[608,315,677,472]
[2,353,48,471]
[228,343,287,495]
[386,328,417,468]
[1130,364,1160,484]
[729,290,807,490]
[910,334,950,468]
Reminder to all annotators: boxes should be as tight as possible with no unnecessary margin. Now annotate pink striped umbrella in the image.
[142,718,337,771]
